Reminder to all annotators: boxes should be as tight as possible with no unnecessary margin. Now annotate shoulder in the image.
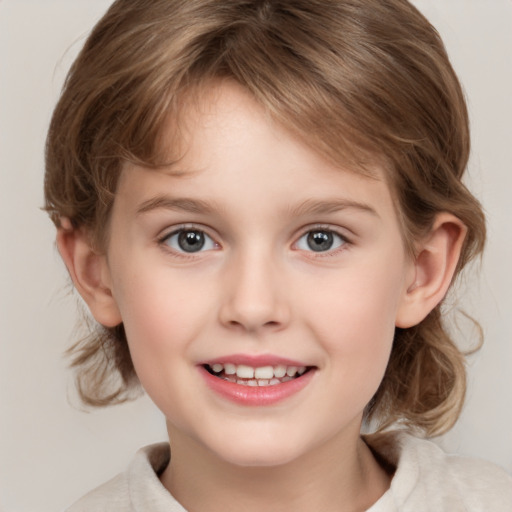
[366,431,512,512]
[444,447,512,510]
[66,472,129,512]
[65,443,179,512]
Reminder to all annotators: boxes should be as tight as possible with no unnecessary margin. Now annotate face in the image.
[103,81,414,467]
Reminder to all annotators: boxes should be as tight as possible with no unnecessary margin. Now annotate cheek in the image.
[110,267,212,375]
[312,263,403,342]
[111,270,211,420]
[305,258,406,390]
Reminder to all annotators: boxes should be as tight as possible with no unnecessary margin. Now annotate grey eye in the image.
[165,229,216,253]
[296,230,345,252]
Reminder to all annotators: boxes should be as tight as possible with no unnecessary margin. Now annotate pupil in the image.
[307,231,333,252]
[178,230,205,252]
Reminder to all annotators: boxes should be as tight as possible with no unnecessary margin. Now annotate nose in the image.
[218,249,290,334]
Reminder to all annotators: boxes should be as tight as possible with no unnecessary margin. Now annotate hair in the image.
[45,0,486,435]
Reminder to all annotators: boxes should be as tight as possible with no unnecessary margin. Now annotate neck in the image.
[160,422,391,512]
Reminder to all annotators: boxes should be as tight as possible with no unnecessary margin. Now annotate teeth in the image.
[236,365,254,379]
[286,366,298,377]
[273,365,287,378]
[224,363,236,375]
[207,362,310,385]
[254,366,274,379]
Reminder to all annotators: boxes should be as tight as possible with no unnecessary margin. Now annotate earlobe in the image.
[56,218,122,327]
[396,213,467,328]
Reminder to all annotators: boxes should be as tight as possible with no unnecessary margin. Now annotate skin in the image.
[59,81,466,512]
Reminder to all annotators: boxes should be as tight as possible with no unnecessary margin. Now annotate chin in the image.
[205,430,309,468]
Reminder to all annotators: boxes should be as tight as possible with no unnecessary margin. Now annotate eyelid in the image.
[293,225,352,254]
[155,223,352,258]
[157,224,220,255]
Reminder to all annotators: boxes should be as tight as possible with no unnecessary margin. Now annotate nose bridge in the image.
[219,242,289,332]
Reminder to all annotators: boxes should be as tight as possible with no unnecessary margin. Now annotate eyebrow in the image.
[136,195,379,218]
[288,198,379,218]
[136,196,218,216]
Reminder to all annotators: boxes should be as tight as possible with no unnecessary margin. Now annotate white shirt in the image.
[67,432,512,511]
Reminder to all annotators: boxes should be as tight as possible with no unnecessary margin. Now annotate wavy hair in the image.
[45,0,485,435]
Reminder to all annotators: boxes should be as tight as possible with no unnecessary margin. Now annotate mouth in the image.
[199,358,317,406]
[203,363,313,387]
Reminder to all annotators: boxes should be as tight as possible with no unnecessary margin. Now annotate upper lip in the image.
[199,354,312,367]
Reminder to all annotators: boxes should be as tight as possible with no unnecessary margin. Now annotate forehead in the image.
[159,79,382,172]
[116,81,398,228]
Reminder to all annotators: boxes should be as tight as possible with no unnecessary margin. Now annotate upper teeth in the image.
[208,363,307,380]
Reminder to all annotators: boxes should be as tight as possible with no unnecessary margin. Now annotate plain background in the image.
[1,1,511,511]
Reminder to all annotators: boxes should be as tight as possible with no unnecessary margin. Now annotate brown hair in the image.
[45,0,485,435]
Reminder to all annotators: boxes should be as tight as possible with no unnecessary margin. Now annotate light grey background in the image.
[1,1,511,511]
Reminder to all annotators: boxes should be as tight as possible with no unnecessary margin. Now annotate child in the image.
[44,0,512,510]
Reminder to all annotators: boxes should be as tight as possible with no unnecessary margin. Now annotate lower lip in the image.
[199,366,315,406]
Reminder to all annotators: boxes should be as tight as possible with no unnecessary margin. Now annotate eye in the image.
[295,229,346,253]
[163,229,217,253]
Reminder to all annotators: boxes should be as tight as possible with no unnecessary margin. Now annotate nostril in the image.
[225,319,281,331]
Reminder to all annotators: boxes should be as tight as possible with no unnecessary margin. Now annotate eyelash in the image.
[294,226,351,257]
[158,225,219,259]
[157,225,351,259]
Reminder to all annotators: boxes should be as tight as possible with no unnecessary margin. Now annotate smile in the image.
[204,363,309,387]
[199,357,316,406]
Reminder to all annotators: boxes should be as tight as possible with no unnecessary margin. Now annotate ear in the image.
[396,213,467,328]
[56,218,122,327]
